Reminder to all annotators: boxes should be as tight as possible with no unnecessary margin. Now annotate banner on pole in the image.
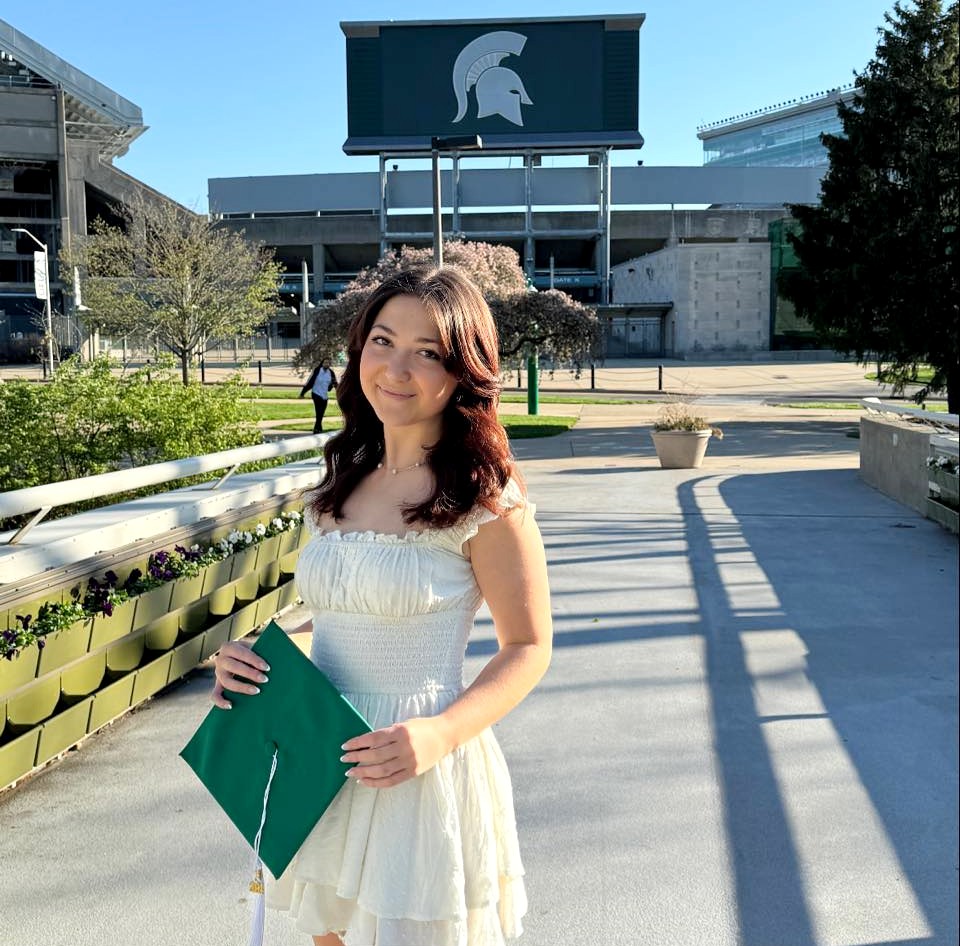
[33,251,49,301]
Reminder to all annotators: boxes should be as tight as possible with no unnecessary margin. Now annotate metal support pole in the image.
[527,350,539,416]
[432,147,442,267]
[591,363,596,390]
[201,359,206,384]
[258,360,263,386]
[658,364,663,391]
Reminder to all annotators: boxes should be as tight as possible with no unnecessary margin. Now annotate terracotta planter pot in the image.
[651,429,713,469]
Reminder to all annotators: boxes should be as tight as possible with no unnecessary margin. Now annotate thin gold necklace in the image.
[377,459,425,475]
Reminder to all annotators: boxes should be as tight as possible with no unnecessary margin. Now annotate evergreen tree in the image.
[781,0,959,410]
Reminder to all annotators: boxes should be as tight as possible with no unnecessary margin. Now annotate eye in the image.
[369,334,391,347]
[419,349,442,361]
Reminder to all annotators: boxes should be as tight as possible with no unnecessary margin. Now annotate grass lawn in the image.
[865,367,936,384]
[781,400,946,412]
[274,414,577,438]
[249,388,649,408]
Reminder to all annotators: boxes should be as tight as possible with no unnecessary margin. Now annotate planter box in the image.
[206,580,237,618]
[277,527,300,557]
[254,588,282,627]
[89,598,137,649]
[233,569,261,605]
[168,635,205,684]
[0,726,41,789]
[928,467,959,506]
[36,697,93,767]
[277,578,300,611]
[926,497,959,534]
[257,534,282,567]
[177,599,210,638]
[144,613,180,652]
[0,644,40,698]
[229,546,260,582]
[200,558,234,598]
[131,584,174,630]
[201,616,233,661]
[60,651,107,703]
[230,601,260,642]
[106,630,146,676]
[5,675,60,733]
[37,620,93,675]
[170,573,205,611]
[279,549,300,579]
[259,559,281,591]
[131,652,173,704]
[88,674,136,733]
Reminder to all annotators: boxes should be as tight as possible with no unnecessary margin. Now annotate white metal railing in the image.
[860,397,959,429]
[0,434,327,545]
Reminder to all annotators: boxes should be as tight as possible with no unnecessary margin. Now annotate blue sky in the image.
[9,0,895,210]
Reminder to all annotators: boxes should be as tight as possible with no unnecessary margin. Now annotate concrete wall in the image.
[611,242,770,356]
[859,415,933,514]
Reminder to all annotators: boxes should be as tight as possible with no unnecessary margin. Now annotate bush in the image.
[0,356,262,528]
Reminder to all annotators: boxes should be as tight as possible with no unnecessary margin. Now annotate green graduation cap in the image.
[180,619,372,880]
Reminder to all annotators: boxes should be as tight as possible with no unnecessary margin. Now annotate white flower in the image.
[255,523,267,536]
[190,544,201,552]
[271,518,284,531]
[228,531,241,545]
[243,531,253,545]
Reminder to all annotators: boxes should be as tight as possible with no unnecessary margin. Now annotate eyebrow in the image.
[371,322,442,345]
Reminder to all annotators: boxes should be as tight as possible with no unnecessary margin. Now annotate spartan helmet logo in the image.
[452,31,533,127]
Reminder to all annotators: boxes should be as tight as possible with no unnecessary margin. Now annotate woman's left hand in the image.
[340,717,452,788]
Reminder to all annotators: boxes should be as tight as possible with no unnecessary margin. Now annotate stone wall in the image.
[859,415,934,514]
[611,242,771,356]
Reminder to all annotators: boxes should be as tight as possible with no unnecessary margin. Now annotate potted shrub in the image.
[651,402,724,469]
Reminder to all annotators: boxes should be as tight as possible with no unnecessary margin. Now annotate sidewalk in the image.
[1,404,957,946]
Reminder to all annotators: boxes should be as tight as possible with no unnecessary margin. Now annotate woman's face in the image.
[321,359,331,369]
[359,294,458,432]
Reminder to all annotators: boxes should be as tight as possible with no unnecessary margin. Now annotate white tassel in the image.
[248,748,278,946]
[248,865,265,946]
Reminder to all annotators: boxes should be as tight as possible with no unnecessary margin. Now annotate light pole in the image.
[430,135,482,267]
[12,226,55,376]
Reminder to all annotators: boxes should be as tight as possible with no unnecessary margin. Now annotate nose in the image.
[383,347,412,380]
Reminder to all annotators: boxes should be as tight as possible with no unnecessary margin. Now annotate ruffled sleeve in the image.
[436,478,535,557]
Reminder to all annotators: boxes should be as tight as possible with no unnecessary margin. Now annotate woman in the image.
[213,266,553,946]
[299,357,338,433]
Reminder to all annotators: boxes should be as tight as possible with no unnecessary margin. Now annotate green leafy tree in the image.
[780,0,959,410]
[295,241,600,372]
[63,198,283,384]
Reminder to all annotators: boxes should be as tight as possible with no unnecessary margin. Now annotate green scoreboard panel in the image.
[341,14,645,153]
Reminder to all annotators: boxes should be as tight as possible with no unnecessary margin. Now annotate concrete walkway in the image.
[1,394,957,946]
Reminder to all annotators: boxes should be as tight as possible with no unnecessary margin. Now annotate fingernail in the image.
[259,675,269,684]
[262,663,271,672]
[339,755,348,763]
[340,743,348,750]
[251,686,261,694]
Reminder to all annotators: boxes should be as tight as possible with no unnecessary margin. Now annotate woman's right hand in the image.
[211,641,270,710]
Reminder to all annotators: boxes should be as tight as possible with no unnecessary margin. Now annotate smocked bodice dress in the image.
[265,482,531,946]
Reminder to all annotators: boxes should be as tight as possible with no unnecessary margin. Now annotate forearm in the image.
[436,640,551,753]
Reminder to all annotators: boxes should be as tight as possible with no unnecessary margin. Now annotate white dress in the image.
[266,481,531,946]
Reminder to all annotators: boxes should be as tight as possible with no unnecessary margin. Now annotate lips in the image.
[377,385,413,400]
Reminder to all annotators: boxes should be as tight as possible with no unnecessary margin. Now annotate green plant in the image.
[652,402,723,439]
[0,510,304,661]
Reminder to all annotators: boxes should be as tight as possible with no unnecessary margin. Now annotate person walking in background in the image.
[300,357,338,433]
[214,266,553,946]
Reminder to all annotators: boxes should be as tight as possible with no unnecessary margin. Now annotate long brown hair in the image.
[309,266,516,528]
